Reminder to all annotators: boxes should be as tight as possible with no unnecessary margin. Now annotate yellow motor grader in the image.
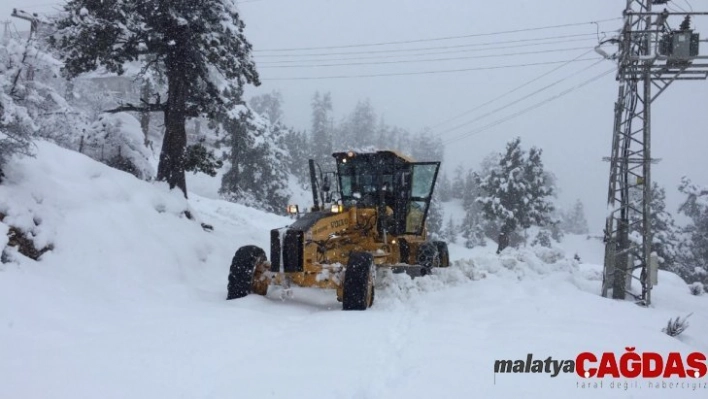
[226,150,449,310]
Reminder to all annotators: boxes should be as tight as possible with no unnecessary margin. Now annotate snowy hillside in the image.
[1,142,707,399]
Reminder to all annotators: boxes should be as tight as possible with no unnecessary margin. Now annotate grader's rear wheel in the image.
[226,245,268,300]
[343,252,375,311]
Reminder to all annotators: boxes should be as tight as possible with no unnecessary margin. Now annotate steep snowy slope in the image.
[1,142,706,399]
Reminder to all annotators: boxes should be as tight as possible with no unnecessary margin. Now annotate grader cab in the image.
[226,150,450,310]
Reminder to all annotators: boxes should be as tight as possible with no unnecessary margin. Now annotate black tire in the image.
[416,241,440,274]
[227,245,266,300]
[343,252,375,311]
[433,241,450,268]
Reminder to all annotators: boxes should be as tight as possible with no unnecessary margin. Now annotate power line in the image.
[254,32,608,58]
[441,68,616,146]
[258,46,592,69]
[429,48,597,129]
[260,57,602,81]
[256,37,598,64]
[683,0,694,12]
[435,58,606,137]
[255,17,622,52]
[13,3,63,8]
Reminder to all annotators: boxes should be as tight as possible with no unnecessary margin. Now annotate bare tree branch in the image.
[103,102,165,114]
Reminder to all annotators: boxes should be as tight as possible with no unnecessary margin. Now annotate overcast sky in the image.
[3,0,708,234]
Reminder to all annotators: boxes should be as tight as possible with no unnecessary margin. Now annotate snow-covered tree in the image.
[348,99,376,148]
[1,36,38,170]
[249,90,283,125]
[82,113,155,179]
[374,116,390,150]
[427,192,443,239]
[437,172,452,202]
[625,182,681,273]
[311,91,333,167]
[410,129,444,163]
[450,164,465,199]
[561,199,590,235]
[477,137,556,242]
[443,217,458,244]
[531,229,553,248]
[677,177,708,285]
[219,108,290,214]
[1,30,86,173]
[282,128,309,185]
[477,137,526,235]
[461,170,486,248]
[390,126,412,156]
[522,146,556,228]
[51,0,260,197]
[478,151,502,180]
[648,184,679,271]
[336,99,376,150]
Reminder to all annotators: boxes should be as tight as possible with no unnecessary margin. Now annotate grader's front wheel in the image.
[433,241,450,268]
[416,241,441,275]
[343,252,375,311]
[226,245,268,300]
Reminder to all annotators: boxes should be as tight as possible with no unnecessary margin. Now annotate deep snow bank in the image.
[1,141,707,399]
[0,141,290,305]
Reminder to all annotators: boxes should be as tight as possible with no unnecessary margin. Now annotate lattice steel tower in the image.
[602,0,708,305]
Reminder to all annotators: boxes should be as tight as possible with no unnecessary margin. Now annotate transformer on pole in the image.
[602,0,708,306]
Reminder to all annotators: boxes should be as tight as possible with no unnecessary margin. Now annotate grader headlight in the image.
[287,204,299,215]
[330,204,344,213]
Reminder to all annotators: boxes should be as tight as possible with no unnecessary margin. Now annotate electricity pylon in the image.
[602,0,708,306]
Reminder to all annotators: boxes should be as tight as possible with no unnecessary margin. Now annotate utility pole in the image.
[10,8,46,84]
[602,0,708,306]
[1,20,12,39]
[10,8,40,38]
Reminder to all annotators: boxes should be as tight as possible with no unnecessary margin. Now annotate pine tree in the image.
[677,177,708,284]
[680,15,691,31]
[51,0,260,197]
[343,99,376,149]
[438,172,453,202]
[523,146,556,228]
[310,91,333,167]
[443,217,458,244]
[427,192,443,239]
[391,126,412,156]
[451,164,465,199]
[650,185,680,271]
[461,170,486,248]
[531,230,553,248]
[477,137,556,241]
[478,152,502,180]
[477,137,526,235]
[219,108,290,213]
[375,116,390,150]
[249,90,308,184]
[627,183,681,272]
[184,138,222,178]
[410,129,444,163]
[561,199,590,234]
[1,32,85,170]
[249,90,283,125]
[1,36,40,167]
[282,129,309,185]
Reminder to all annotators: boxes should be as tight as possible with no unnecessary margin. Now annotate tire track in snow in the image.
[350,278,433,399]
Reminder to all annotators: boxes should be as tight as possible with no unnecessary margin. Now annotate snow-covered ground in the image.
[1,142,707,398]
